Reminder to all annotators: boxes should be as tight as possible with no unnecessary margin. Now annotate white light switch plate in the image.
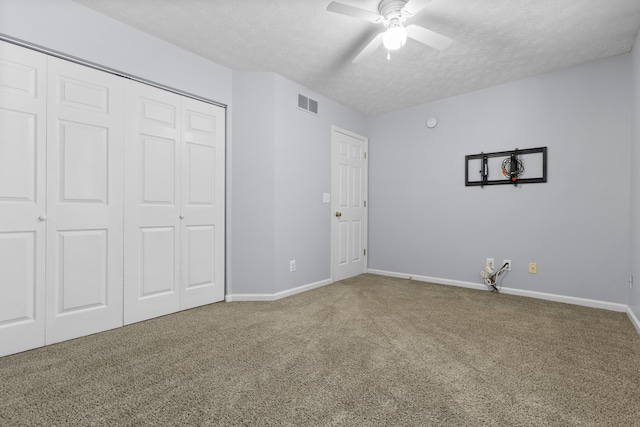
[323,193,331,203]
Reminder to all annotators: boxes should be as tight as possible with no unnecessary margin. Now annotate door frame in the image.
[330,125,369,282]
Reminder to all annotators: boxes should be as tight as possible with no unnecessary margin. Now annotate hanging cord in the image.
[480,261,510,292]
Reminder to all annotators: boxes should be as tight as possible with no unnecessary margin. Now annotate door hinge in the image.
[364,152,367,159]
[364,200,366,207]
[364,249,366,256]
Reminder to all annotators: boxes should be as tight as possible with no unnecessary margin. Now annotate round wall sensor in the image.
[426,117,438,128]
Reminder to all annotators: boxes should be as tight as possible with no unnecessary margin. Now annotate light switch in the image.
[323,193,331,204]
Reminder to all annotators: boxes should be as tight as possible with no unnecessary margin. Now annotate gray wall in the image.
[629,31,640,322]
[366,54,632,304]
[0,0,232,105]
[231,72,366,295]
[230,72,277,295]
[272,75,366,293]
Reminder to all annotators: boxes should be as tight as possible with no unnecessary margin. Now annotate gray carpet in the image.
[1,274,639,426]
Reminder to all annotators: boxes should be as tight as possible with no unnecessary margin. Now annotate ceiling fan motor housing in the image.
[379,0,408,24]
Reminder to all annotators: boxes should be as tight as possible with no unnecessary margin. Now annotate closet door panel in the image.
[59,120,109,203]
[45,57,124,344]
[139,226,176,296]
[124,80,181,325]
[181,99,225,309]
[0,41,47,356]
[56,230,108,311]
[184,225,215,289]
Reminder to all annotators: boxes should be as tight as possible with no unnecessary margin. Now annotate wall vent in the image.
[297,93,318,115]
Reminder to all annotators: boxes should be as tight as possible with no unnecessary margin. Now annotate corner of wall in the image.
[627,30,640,320]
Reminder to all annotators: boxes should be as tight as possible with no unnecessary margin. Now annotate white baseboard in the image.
[628,306,640,335]
[367,269,628,313]
[368,269,486,291]
[226,278,332,302]
[500,286,627,312]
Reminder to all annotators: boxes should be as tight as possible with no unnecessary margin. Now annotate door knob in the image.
[38,215,47,221]
[179,215,185,219]
[335,212,342,217]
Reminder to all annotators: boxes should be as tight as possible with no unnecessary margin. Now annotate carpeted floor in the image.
[1,274,639,426]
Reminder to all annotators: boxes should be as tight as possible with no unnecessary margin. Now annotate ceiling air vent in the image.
[297,93,318,115]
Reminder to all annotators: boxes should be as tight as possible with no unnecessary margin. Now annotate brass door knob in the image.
[335,212,342,217]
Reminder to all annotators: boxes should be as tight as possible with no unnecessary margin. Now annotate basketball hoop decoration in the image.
[501,149,524,185]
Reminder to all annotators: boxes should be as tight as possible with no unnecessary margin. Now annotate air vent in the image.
[297,93,318,115]
[298,93,307,109]
[308,98,318,114]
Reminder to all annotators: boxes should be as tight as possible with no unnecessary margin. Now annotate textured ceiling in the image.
[72,0,640,116]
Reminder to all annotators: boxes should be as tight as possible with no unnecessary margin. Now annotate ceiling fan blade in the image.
[352,32,384,63]
[326,2,383,23]
[406,25,453,51]
[403,0,432,16]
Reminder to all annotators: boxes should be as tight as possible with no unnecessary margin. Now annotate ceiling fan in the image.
[326,0,453,63]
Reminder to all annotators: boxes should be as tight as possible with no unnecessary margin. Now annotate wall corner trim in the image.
[225,278,332,302]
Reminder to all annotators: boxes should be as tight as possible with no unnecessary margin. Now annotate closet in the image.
[0,41,225,357]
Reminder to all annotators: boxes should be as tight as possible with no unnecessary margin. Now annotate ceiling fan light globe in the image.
[383,26,407,50]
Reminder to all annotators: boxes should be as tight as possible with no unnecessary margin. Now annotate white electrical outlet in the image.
[486,258,494,269]
[289,260,296,272]
[503,260,511,271]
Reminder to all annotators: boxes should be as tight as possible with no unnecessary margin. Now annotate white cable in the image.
[480,261,509,290]
[480,261,494,286]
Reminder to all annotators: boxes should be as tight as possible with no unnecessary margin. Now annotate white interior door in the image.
[124,81,181,324]
[45,57,124,344]
[331,126,368,281]
[0,41,47,356]
[180,98,225,309]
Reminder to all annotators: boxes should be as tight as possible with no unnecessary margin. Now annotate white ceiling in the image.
[72,0,640,116]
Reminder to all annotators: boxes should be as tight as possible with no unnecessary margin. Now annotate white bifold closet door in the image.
[45,57,124,344]
[124,81,224,325]
[0,41,225,357]
[180,96,225,310]
[0,42,47,356]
